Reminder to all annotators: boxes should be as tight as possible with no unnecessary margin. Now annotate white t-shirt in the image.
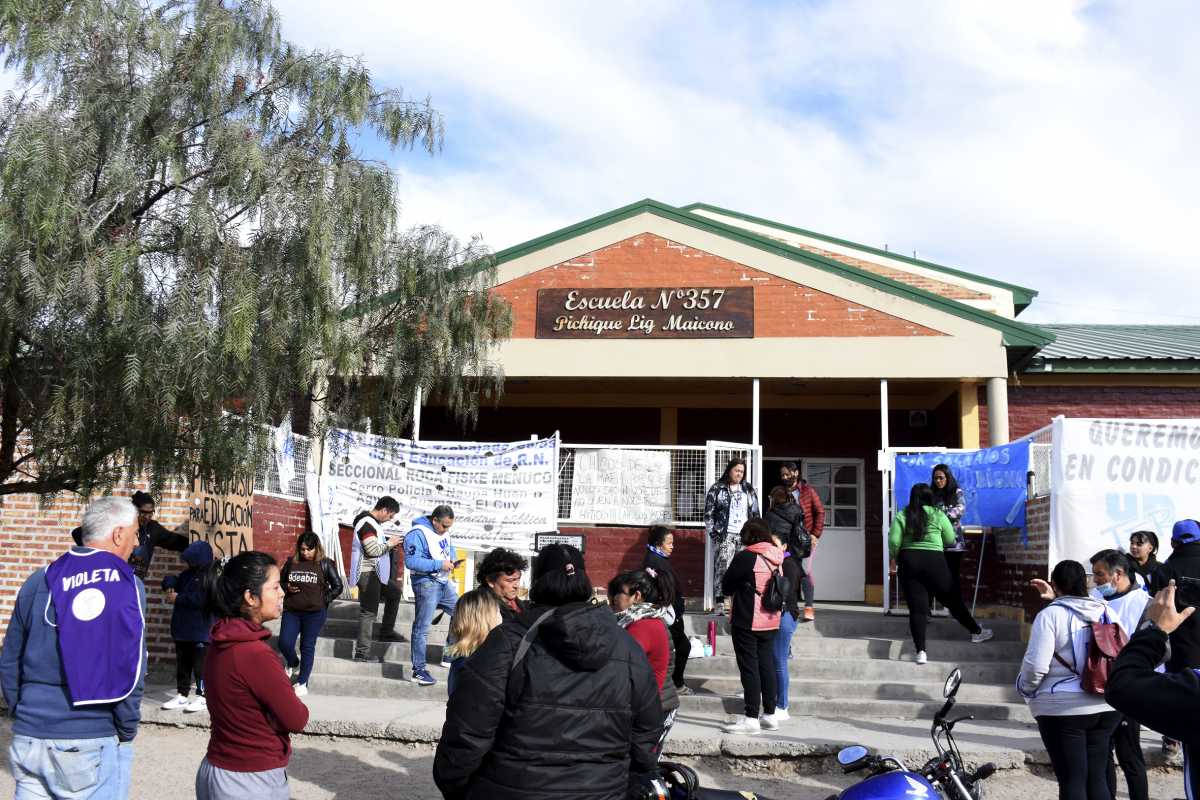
[726,487,749,535]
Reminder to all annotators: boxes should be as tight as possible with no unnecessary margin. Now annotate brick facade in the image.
[492,234,943,339]
[980,383,1200,446]
[558,525,706,602]
[0,487,307,665]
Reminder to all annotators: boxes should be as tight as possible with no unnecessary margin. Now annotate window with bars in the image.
[803,460,863,529]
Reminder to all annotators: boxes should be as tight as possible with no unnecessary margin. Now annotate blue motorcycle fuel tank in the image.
[839,770,940,800]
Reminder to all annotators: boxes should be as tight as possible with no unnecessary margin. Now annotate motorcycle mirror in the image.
[943,667,963,699]
[837,745,870,766]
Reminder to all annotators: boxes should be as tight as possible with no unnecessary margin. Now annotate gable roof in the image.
[489,198,1052,350]
[679,202,1039,314]
[1026,325,1200,373]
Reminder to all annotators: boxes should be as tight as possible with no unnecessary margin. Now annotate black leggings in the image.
[668,615,691,688]
[1036,711,1122,800]
[731,626,777,719]
[1106,715,1148,800]
[175,641,206,697]
[896,549,980,651]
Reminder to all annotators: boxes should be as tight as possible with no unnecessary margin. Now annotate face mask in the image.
[1096,583,1117,598]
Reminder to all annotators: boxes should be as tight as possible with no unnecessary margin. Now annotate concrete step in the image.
[320,618,450,641]
[677,689,1033,722]
[681,614,1023,642]
[683,674,1021,704]
[299,670,452,698]
[688,655,1018,685]
[713,636,1025,662]
[311,636,448,663]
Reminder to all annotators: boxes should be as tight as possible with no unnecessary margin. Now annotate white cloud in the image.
[267,2,1200,321]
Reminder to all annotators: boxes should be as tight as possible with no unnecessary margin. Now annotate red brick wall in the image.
[559,525,706,603]
[962,496,1050,624]
[493,234,942,339]
[980,383,1200,445]
[0,487,307,664]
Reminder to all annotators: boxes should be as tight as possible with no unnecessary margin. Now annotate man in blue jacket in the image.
[405,505,458,687]
[2,496,148,798]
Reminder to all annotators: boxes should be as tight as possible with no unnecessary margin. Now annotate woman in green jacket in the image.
[889,483,992,665]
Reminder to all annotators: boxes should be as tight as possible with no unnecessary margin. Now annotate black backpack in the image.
[790,515,813,559]
[755,555,792,613]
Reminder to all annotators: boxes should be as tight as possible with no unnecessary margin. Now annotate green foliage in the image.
[0,0,511,497]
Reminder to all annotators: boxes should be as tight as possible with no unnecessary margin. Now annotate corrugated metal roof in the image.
[1038,325,1200,361]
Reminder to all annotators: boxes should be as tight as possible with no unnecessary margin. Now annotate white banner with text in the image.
[320,430,559,553]
[1050,417,1200,566]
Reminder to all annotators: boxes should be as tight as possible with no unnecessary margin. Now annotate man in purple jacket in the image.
[2,497,148,798]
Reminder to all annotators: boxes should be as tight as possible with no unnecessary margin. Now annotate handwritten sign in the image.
[321,430,559,552]
[569,449,673,525]
[189,474,254,559]
[535,287,753,338]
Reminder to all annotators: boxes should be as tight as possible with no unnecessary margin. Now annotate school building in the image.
[413,199,1200,609]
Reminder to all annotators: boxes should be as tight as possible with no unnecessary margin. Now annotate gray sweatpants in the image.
[196,757,288,799]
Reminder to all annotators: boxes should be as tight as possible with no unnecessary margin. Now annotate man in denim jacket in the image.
[405,505,458,687]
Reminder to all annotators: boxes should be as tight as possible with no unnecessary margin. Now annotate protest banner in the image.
[1051,417,1200,566]
[894,441,1031,528]
[189,473,254,559]
[320,430,559,553]
[569,448,672,525]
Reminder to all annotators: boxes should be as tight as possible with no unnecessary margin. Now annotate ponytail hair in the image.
[206,551,277,619]
[905,483,934,541]
[607,567,676,610]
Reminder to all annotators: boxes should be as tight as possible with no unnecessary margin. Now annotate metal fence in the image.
[556,444,709,526]
[253,431,311,500]
[1025,422,1055,498]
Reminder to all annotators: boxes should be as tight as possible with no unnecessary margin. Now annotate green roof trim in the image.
[1026,359,1200,374]
[488,198,1053,349]
[678,202,1039,314]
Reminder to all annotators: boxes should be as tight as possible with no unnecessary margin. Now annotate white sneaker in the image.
[915,650,928,665]
[721,715,762,735]
[183,696,207,713]
[760,712,780,731]
[287,666,298,683]
[774,707,790,721]
[161,694,189,710]
[972,628,994,644]
[294,684,309,697]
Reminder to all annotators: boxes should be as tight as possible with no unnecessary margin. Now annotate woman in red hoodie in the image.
[196,551,310,800]
[719,519,784,736]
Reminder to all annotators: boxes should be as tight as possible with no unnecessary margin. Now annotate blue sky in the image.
[13,1,1198,324]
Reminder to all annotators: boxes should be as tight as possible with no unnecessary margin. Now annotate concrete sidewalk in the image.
[138,681,1180,774]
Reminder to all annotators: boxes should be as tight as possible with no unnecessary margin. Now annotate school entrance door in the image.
[765,457,866,602]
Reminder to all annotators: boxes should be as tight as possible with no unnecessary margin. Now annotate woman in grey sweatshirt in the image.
[1017,560,1119,800]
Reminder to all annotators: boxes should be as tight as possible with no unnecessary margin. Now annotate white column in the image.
[751,378,760,446]
[412,385,423,442]
[986,377,1010,445]
[879,379,889,450]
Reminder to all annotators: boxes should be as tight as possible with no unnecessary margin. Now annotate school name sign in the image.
[321,430,559,552]
[535,287,754,338]
[1051,418,1200,566]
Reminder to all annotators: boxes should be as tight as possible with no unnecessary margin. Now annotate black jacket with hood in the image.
[433,601,663,800]
[1149,541,1200,670]
[1108,626,1200,796]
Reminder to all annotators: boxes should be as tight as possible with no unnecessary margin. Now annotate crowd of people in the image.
[12,472,1200,800]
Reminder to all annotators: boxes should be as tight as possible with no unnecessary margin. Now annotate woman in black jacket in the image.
[643,525,691,693]
[278,532,344,696]
[433,544,663,800]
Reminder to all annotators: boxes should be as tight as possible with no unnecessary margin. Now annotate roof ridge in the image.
[679,201,1038,311]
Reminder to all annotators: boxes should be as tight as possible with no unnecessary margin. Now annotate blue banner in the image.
[894,440,1031,529]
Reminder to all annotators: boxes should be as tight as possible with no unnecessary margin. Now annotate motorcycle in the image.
[829,668,996,800]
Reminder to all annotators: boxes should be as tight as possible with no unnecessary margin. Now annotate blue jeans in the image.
[9,734,123,799]
[278,607,328,685]
[411,579,458,671]
[773,611,798,710]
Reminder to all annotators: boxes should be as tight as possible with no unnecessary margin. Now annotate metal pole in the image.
[751,378,760,447]
[972,528,987,616]
[880,379,891,613]
[412,385,423,442]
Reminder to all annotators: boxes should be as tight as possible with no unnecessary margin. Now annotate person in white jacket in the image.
[1090,549,1152,800]
[1018,560,1120,800]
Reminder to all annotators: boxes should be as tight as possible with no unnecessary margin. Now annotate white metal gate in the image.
[703,440,763,611]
